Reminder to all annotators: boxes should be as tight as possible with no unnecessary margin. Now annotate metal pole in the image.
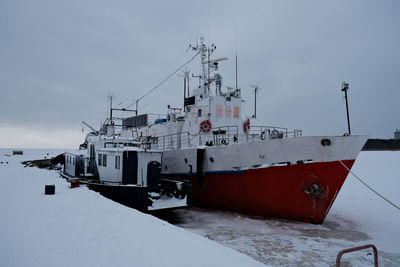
[341,82,351,135]
[235,54,238,91]
[184,77,186,102]
[187,76,190,97]
[345,90,351,135]
[109,95,113,121]
[254,87,257,119]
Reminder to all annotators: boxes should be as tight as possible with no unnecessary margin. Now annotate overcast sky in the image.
[1,0,399,148]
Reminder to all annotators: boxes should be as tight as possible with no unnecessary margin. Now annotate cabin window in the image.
[98,154,102,166]
[234,106,240,118]
[216,105,223,117]
[198,108,202,117]
[225,105,232,117]
[115,156,120,169]
[105,142,114,148]
[103,154,107,167]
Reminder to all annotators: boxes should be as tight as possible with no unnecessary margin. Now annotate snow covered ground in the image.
[153,151,400,266]
[0,149,265,267]
[1,149,399,266]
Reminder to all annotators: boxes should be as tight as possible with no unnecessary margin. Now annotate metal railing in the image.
[150,132,192,150]
[336,244,378,267]
[199,126,239,146]
[150,125,303,150]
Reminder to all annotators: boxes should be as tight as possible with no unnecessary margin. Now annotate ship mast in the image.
[200,38,208,95]
[191,37,217,97]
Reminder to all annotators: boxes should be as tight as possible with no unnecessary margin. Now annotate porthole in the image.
[321,139,331,146]
[209,157,214,163]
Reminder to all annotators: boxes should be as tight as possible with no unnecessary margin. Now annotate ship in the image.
[65,37,368,224]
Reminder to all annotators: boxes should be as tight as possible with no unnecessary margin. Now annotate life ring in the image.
[243,119,250,133]
[221,139,227,145]
[200,120,212,133]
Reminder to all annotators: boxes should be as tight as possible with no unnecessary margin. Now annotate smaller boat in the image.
[63,122,187,212]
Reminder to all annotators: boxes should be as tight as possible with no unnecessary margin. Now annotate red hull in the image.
[191,160,355,224]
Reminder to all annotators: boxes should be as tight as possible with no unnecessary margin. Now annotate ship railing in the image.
[246,126,302,141]
[199,126,239,147]
[151,126,303,150]
[150,131,192,150]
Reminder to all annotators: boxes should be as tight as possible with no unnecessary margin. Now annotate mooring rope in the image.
[339,160,400,210]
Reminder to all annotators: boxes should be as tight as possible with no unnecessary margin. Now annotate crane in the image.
[82,121,99,135]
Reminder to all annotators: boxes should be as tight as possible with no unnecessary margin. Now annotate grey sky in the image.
[1,0,399,148]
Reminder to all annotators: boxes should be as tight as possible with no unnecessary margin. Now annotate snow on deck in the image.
[1,149,399,266]
[0,149,265,267]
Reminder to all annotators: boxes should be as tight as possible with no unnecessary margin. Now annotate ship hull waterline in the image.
[181,159,355,224]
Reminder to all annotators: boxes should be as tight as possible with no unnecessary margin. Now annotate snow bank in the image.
[0,149,265,267]
[1,149,399,266]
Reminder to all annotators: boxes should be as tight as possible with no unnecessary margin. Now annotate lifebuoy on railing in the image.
[243,119,250,133]
[200,120,212,133]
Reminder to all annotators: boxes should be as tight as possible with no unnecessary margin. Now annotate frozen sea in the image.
[151,151,400,266]
[0,149,399,266]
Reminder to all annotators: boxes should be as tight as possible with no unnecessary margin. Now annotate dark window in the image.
[103,154,107,167]
[98,154,102,166]
[198,109,202,117]
[115,155,120,169]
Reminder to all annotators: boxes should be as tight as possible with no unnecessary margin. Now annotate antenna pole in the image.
[254,86,257,118]
[107,94,113,122]
[184,75,186,102]
[208,45,211,93]
[341,82,351,135]
[187,75,190,97]
[251,85,260,118]
[235,24,238,90]
[236,54,238,91]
